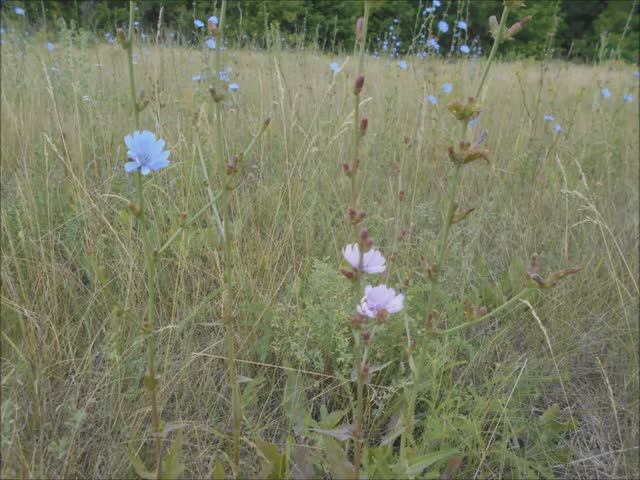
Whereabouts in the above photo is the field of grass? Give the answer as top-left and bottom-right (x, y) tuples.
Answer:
(1, 16), (639, 479)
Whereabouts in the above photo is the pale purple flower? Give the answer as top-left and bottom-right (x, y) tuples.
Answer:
(229, 82), (239, 92)
(208, 15), (219, 26)
(343, 243), (386, 274)
(460, 44), (470, 54)
(357, 285), (404, 319)
(544, 114), (554, 122)
(442, 82), (453, 94)
(46, 42), (54, 51)
(398, 59), (408, 70)
(124, 130), (171, 175)
(601, 88), (611, 98)
(624, 93), (633, 103)
(553, 123), (562, 134)
(427, 95), (438, 105)
(457, 20), (468, 31)
(194, 19), (204, 28)
(427, 37), (440, 51)
(206, 38), (216, 49)
(14, 6), (25, 16)
(438, 20), (449, 33)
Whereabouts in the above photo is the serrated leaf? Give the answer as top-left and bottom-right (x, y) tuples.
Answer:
(254, 438), (287, 480)
(404, 448), (458, 477)
(323, 437), (354, 479)
(128, 451), (156, 480)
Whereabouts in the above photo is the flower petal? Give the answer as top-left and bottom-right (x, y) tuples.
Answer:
(124, 161), (139, 173)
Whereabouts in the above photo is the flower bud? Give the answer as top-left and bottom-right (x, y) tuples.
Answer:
(128, 201), (142, 217)
(399, 190), (406, 201)
(504, 15), (532, 41)
(360, 117), (368, 136)
(341, 267), (356, 281)
(362, 330), (370, 346)
(263, 117), (271, 128)
(354, 75), (365, 95)
(364, 238), (373, 249)
(356, 17), (365, 43)
(209, 83), (224, 103)
(398, 228), (408, 241)
(360, 227), (369, 242)
(226, 155), (238, 175)
(179, 212), (188, 225)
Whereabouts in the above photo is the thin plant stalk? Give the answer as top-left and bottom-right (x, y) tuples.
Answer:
(351, 4), (369, 479)
(125, 1), (163, 478)
(401, 3), (512, 458)
(211, 2), (241, 476)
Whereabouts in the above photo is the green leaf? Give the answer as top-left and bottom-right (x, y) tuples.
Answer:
(211, 461), (226, 480)
(162, 431), (185, 480)
(128, 451), (156, 480)
(254, 438), (287, 480)
(322, 437), (355, 479)
(404, 448), (458, 477)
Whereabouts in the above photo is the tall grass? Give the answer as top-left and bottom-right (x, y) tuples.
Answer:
(1, 8), (638, 478)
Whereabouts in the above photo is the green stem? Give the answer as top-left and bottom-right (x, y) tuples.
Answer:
(127, 2), (162, 478)
(213, 2), (241, 477)
(156, 194), (223, 256)
(351, 5), (369, 479)
(402, 4), (512, 457)
(475, 5), (510, 100)
(435, 288), (532, 336)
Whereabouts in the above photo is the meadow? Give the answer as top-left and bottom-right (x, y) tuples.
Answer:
(1, 3), (639, 479)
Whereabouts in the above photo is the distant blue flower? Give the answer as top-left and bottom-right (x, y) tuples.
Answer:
(0, 27), (5, 34)
(427, 37), (440, 50)
(229, 82), (239, 92)
(442, 82), (453, 94)
(206, 38), (216, 49)
(469, 115), (480, 127)
(192, 74), (202, 81)
(457, 20), (468, 31)
(105, 32), (115, 44)
(14, 6), (25, 15)
(601, 88), (611, 98)
(394, 18), (399, 24)
(46, 42), (54, 51)
(624, 93), (634, 103)
(398, 59), (408, 70)
(634, 70), (640, 78)
(330, 62), (340, 73)
(423, 7), (435, 14)
(194, 19), (204, 28)
(459, 44), (470, 54)
(438, 21), (449, 33)
(208, 15), (219, 27)
(553, 124), (562, 133)
(50, 64), (60, 72)
(427, 95), (438, 105)
(433, 0), (441, 7)
(132, 53), (139, 65)
(544, 114), (554, 122)
(219, 70), (229, 82)
(134, 20), (139, 27)
(124, 130), (170, 175)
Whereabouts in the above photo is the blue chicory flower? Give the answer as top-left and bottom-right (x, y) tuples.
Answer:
(330, 62), (340, 73)
(46, 42), (55, 51)
(438, 20), (449, 33)
(544, 114), (554, 122)
(124, 130), (171, 175)
(229, 83), (239, 92)
(601, 88), (611, 98)
(624, 93), (633, 103)
(194, 19), (204, 28)
(460, 44), (470, 54)
(427, 95), (438, 105)
(14, 6), (25, 15)
(398, 59), (408, 70)
(457, 20), (468, 31)
(553, 124), (562, 133)
(206, 38), (216, 49)
(442, 82), (453, 94)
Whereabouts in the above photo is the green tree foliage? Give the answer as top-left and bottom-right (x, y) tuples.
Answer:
(2, 0), (638, 62)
